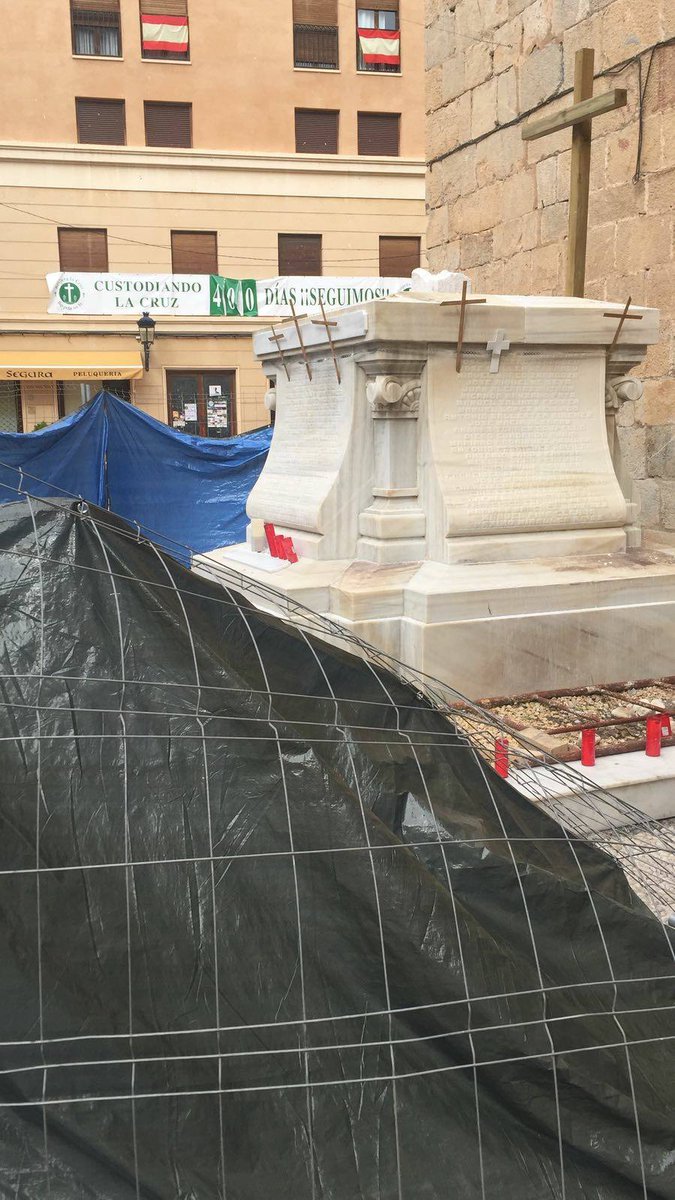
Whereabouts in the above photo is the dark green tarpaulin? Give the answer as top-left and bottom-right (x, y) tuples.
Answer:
(0, 498), (673, 1199)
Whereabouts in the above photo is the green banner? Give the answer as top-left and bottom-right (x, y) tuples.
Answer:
(218, 278), (259, 317)
(209, 276), (227, 316)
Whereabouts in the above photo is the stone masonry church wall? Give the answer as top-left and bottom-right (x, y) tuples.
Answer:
(426, 0), (674, 532)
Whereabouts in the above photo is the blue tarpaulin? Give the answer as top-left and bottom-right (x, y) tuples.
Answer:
(0, 392), (271, 560)
(0, 399), (107, 506)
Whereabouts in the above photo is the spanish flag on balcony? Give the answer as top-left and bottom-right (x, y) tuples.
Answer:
(141, 13), (189, 52)
(357, 27), (400, 66)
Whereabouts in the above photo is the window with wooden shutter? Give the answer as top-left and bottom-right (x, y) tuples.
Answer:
(293, 0), (338, 68)
(171, 231), (218, 274)
(295, 110), (339, 154)
(71, 0), (121, 56)
(379, 236), (420, 278)
(357, 111), (400, 156)
(140, 0), (189, 61)
(356, 1), (400, 72)
(278, 234), (322, 276)
(76, 98), (126, 145)
(144, 101), (192, 147)
(293, 0), (337, 19)
(58, 228), (109, 271)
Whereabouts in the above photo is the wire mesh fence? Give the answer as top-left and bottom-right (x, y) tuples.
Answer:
(0, 466), (673, 1198)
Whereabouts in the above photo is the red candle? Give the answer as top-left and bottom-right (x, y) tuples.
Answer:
(581, 729), (596, 766)
(494, 737), (509, 778)
(646, 715), (662, 757)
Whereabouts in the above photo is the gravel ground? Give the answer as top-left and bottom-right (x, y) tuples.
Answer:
(476, 682), (675, 760)
(490, 700), (574, 731)
(601, 818), (675, 923)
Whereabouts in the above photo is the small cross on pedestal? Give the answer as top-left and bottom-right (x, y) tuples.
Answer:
(522, 48), (627, 297)
(604, 295), (643, 357)
(486, 329), (511, 373)
(440, 280), (487, 373)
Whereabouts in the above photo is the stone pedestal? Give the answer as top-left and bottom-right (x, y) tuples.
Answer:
(199, 293), (675, 698)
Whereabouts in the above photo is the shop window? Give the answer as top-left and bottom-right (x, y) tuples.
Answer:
(59, 380), (131, 417)
(19, 382), (58, 431)
(0, 382), (22, 433)
(356, 2), (400, 72)
(101, 379), (132, 402)
(358, 111), (400, 156)
(76, 97), (126, 144)
(71, 0), (121, 56)
(167, 371), (236, 439)
(278, 233), (322, 276)
(58, 228), (109, 271)
(144, 101), (192, 147)
(293, 0), (338, 69)
(171, 231), (218, 274)
(140, 0), (189, 60)
(379, 235), (421, 277)
(295, 109), (339, 154)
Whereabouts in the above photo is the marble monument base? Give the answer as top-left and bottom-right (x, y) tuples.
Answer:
(197, 544), (675, 699)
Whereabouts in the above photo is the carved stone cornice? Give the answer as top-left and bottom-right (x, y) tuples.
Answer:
(366, 374), (421, 417)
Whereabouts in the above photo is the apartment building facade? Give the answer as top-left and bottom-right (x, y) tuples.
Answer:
(0, 0), (425, 436)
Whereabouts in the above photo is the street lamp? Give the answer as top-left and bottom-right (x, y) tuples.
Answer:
(136, 311), (156, 371)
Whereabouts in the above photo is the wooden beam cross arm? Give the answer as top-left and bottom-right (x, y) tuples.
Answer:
(521, 88), (628, 142)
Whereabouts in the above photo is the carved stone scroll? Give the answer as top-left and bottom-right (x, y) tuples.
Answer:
(605, 374), (644, 412)
(366, 375), (421, 418)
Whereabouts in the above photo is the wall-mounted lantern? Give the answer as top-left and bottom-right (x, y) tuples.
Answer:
(136, 311), (156, 372)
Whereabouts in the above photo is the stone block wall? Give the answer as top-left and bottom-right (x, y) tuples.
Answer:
(426, 0), (675, 530)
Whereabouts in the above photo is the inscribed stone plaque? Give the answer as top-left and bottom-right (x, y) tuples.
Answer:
(247, 360), (349, 531)
(435, 350), (627, 536)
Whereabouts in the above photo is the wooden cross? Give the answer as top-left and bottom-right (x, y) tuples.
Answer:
(267, 324), (291, 381)
(604, 295), (643, 356)
(289, 298), (313, 381)
(310, 298), (342, 384)
(522, 48), (627, 298)
(441, 281), (487, 373)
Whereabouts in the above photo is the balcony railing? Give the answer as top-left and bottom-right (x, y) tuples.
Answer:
(293, 23), (339, 70)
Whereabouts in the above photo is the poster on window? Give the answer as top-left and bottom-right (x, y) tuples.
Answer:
(46, 273), (412, 318)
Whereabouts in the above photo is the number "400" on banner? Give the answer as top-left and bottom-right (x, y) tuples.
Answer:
(210, 277), (259, 317)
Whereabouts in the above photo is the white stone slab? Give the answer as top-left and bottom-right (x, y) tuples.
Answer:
(366, 294), (659, 350)
(246, 357), (373, 560)
(427, 348), (627, 540)
(512, 747), (675, 830)
(217, 544), (290, 573)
